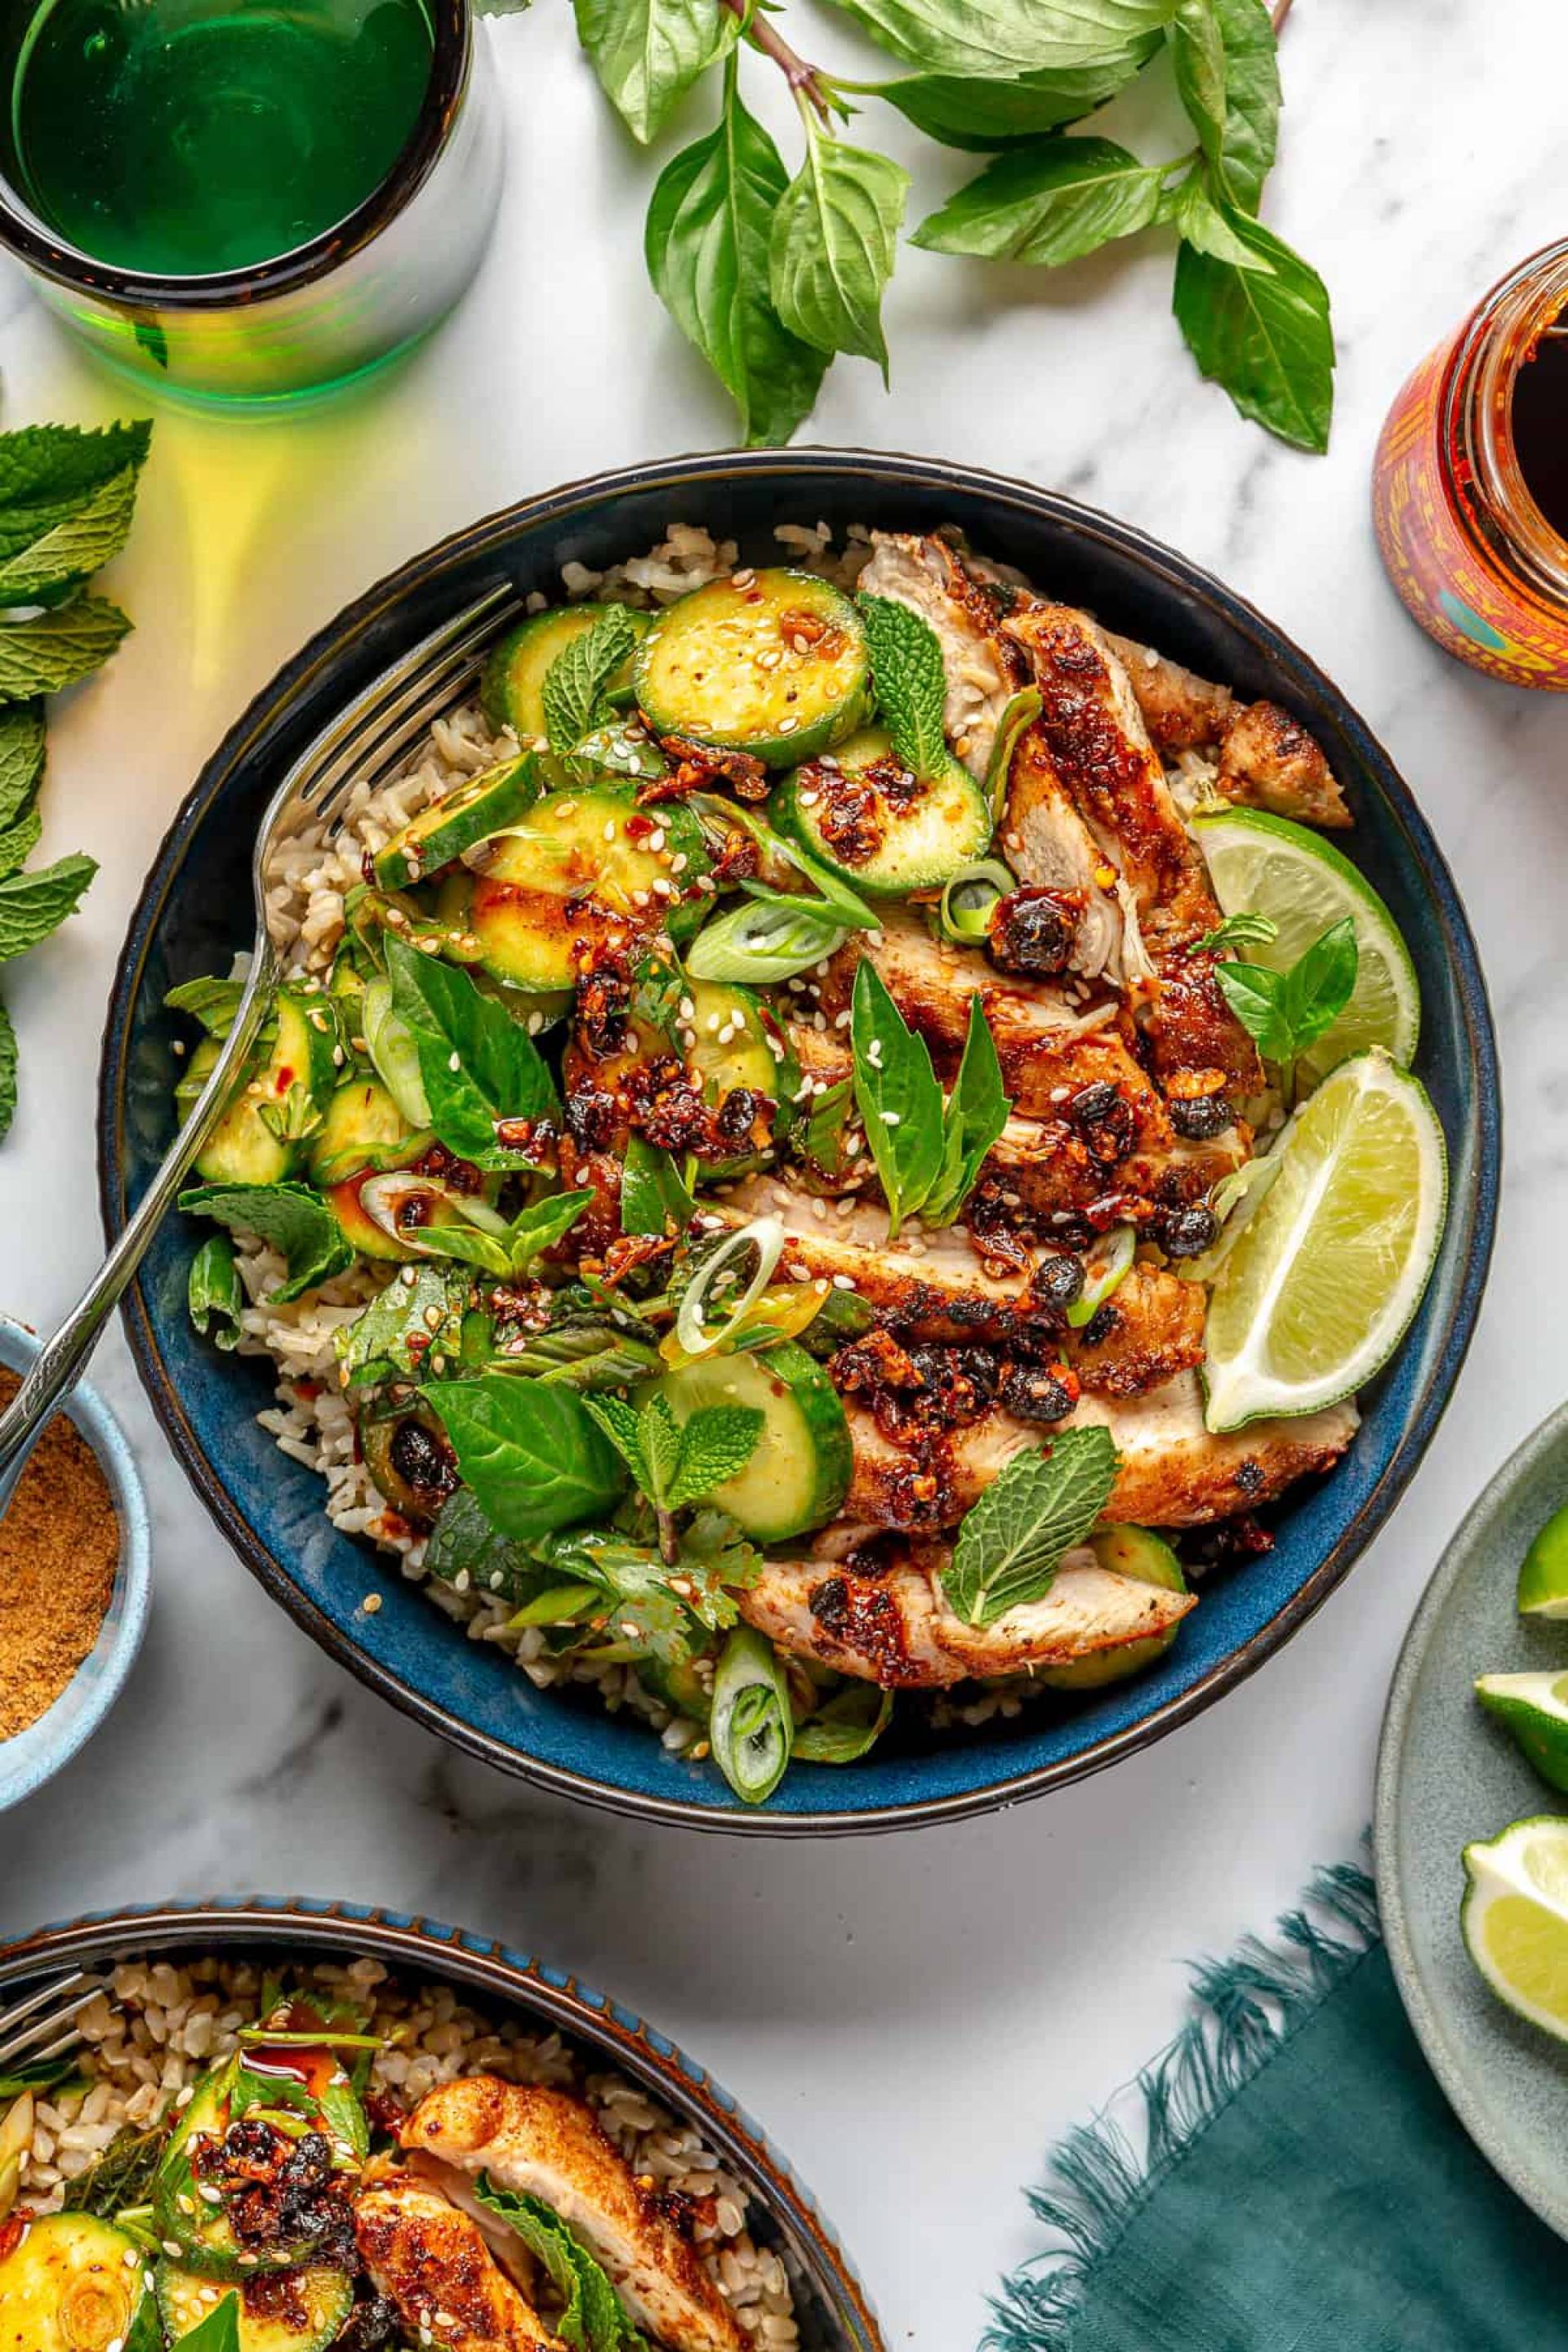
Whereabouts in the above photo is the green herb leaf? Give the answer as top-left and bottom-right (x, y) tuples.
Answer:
(387, 935), (555, 1168)
(179, 1182), (353, 1303)
(429, 1375), (627, 1539)
(943, 1423), (1120, 1626)
(165, 973), (247, 1037)
(582, 1392), (648, 1484)
(856, 593), (950, 777)
(630, 946), (685, 1037)
(415, 1192), (590, 1281)
(794, 1682), (893, 1762)
(685, 895), (847, 984)
(1207, 0), (1280, 212)
(1169, 172), (1275, 271)
(621, 1134), (697, 1235)
(336, 1263), (471, 1386)
(0, 849), (95, 960)
(0, 465), (141, 602)
(797, 1076), (856, 1183)
(1196, 908), (1279, 954)
(163, 2296), (241, 2352)
(645, 61), (828, 448)
(541, 604), (641, 751)
(0, 418), (150, 514)
(666, 1403), (763, 1508)
(472, 2174), (640, 2352)
(850, 957), (945, 1236)
(0, 596), (131, 702)
(710, 1625), (793, 1804)
(768, 130), (909, 375)
(1210, 956), (1292, 1061)
(541, 1526), (695, 1659)
(1169, 0), (1227, 166)
(0, 703), (44, 832)
(424, 1487), (547, 1606)
(0, 2051), (84, 2099)
(699, 791), (880, 928)
(1214, 914), (1357, 1068)
(188, 1233), (244, 1352)
(818, 0), (1177, 77)
(679, 1507), (764, 1617)
(572, 0), (737, 144)
(874, 43), (1157, 149)
(913, 136), (1173, 266)
(922, 997), (1012, 1225)
(1174, 213), (1334, 451)
(123, 2292), (170, 2352)
(0, 804), (40, 880)
(0, 991), (13, 1143)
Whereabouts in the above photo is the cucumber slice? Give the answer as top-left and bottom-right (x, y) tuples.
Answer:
(567, 716), (670, 784)
(775, 727), (993, 893)
(307, 1077), (429, 1189)
(684, 980), (800, 1168)
(634, 570), (871, 768)
(157, 2264), (354, 2351)
(481, 604), (651, 741)
(153, 2062), (286, 2278)
(0, 2212), (154, 2351)
(1036, 1526), (1187, 1691)
(649, 1340), (851, 1541)
(468, 786), (710, 991)
(372, 755), (541, 890)
(180, 991), (338, 1187)
(358, 1396), (457, 1523)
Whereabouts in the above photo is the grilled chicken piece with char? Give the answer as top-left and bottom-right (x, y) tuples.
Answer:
(401, 2078), (744, 2352)
(856, 530), (1022, 779)
(737, 1538), (1195, 1687)
(354, 2171), (566, 2352)
(991, 716), (1143, 987)
(843, 1372), (1357, 1531)
(1102, 630), (1352, 829)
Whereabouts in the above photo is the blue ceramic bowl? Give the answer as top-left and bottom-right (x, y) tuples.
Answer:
(98, 449), (1499, 1833)
(0, 1897), (881, 2350)
(0, 1320), (151, 1810)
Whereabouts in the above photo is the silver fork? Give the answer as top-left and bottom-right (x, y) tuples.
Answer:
(0, 1969), (113, 2074)
(0, 580), (523, 1516)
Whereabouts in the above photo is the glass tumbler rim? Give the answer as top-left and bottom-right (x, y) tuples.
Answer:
(0, 0), (470, 310)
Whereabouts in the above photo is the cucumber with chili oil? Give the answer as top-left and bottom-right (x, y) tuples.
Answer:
(481, 604), (652, 742)
(0, 2212), (154, 2352)
(151, 2061), (300, 2277)
(156, 2263), (354, 2352)
(467, 785), (709, 992)
(648, 1341), (851, 1541)
(176, 990), (338, 1187)
(683, 979), (800, 1170)
(633, 570), (871, 768)
(357, 1395), (458, 1523)
(308, 1076), (430, 1189)
(372, 753), (541, 890)
(773, 726), (992, 893)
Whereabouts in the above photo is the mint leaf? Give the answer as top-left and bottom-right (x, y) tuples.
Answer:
(188, 1233), (244, 1352)
(666, 1403), (763, 1508)
(0, 804), (41, 880)
(1174, 214), (1334, 451)
(179, 1182), (352, 1303)
(424, 1488), (547, 1606)
(540, 604), (640, 751)
(472, 2174), (639, 2352)
(0, 850), (95, 960)
(1208, 0), (1280, 211)
(1169, 172), (1275, 272)
(621, 1134), (697, 1236)
(875, 43), (1157, 149)
(640, 1391), (685, 1502)
(645, 63), (828, 448)
(573, 0), (736, 143)
(1170, 0), (1228, 166)
(0, 991), (15, 1143)
(856, 592), (951, 779)
(581, 1391), (650, 1485)
(0, 419), (150, 512)
(430, 1376), (627, 1539)
(943, 1424), (1120, 1626)
(818, 0), (1176, 76)
(387, 936), (555, 1169)
(913, 136), (1173, 266)
(0, 702), (44, 831)
(768, 131), (909, 375)
(0, 464), (140, 602)
(336, 1263), (471, 1386)
(923, 997), (1012, 1226)
(0, 596), (131, 701)
(850, 957), (945, 1236)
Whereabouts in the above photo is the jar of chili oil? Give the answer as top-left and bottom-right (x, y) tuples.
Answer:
(1374, 237), (1568, 688)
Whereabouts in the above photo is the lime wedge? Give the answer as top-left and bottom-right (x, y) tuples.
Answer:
(1518, 1502), (1568, 1619)
(1193, 806), (1420, 1085)
(1476, 1672), (1568, 1794)
(1201, 1049), (1446, 1431)
(1463, 1816), (1568, 2040)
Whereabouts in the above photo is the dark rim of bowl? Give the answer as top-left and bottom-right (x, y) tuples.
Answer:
(0, 1895), (883, 2351)
(0, 0), (468, 310)
(98, 446), (1502, 1838)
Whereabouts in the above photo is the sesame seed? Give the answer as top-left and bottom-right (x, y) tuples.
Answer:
(448, 1050), (461, 1071)
(363, 1592), (383, 1614)
(832, 1272), (857, 1289)
(883, 1111), (901, 1126)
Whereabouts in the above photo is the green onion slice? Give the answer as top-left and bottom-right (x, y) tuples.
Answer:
(685, 898), (848, 986)
(674, 1218), (785, 1360)
(710, 1628), (795, 1805)
(1065, 1223), (1137, 1329)
(938, 859), (1014, 946)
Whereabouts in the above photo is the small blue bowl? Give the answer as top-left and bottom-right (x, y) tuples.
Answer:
(0, 1320), (151, 1810)
(98, 449), (1499, 1833)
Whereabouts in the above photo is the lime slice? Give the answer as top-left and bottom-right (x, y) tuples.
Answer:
(1463, 1816), (1568, 2039)
(1201, 1049), (1446, 1431)
(1518, 1502), (1568, 1619)
(1193, 806), (1421, 1085)
(1477, 1673), (1568, 1793)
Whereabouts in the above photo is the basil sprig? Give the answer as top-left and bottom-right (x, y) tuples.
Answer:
(386, 935), (556, 1169)
(621, 1134), (698, 1236)
(942, 1424), (1120, 1627)
(429, 1375), (628, 1539)
(1213, 914), (1358, 1094)
(850, 960), (1012, 1235)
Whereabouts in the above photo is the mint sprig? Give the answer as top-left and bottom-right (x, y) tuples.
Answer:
(540, 603), (641, 751)
(584, 1392), (763, 1517)
(943, 1423), (1120, 1627)
(856, 592), (951, 777)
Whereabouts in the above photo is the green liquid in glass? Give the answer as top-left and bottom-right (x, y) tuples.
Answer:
(11, 0), (434, 277)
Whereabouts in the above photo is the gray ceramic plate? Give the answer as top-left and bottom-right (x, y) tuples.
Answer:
(1376, 1400), (1568, 2237)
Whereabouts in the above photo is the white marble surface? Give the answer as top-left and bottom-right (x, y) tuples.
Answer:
(2, 3), (1567, 2341)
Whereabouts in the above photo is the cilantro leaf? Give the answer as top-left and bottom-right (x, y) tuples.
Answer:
(0, 850), (96, 960)
(386, 935), (556, 1168)
(188, 1233), (244, 1352)
(621, 1134), (697, 1236)
(0, 464), (141, 601)
(541, 603), (641, 751)
(849, 956), (945, 1235)
(178, 1182), (352, 1303)
(922, 996), (1012, 1226)
(0, 596), (131, 701)
(856, 592), (951, 779)
(942, 1424), (1120, 1627)
(679, 1507), (763, 1621)
(0, 703), (44, 831)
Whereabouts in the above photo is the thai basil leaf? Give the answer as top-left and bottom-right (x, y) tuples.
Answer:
(710, 1625), (793, 1804)
(572, 0), (737, 145)
(1169, 0), (1228, 167)
(856, 593), (950, 778)
(797, 1076), (856, 1183)
(873, 42), (1158, 149)
(1169, 172), (1275, 271)
(179, 1183), (352, 1303)
(1195, 909), (1279, 955)
(386, 935), (555, 1169)
(621, 1134), (697, 1236)
(922, 997), (1012, 1226)
(122, 2297), (166, 2352)
(165, 973), (247, 1036)
(1214, 915), (1357, 1066)
(188, 1233), (244, 1352)
(817, 0), (1178, 77)
(163, 2296), (241, 2352)
(1207, 0), (1281, 212)
(913, 136), (1174, 267)
(0, 850), (96, 960)
(1174, 213), (1334, 452)
(768, 130), (909, 374)
(424, 1487), (548, 1606)
(471, 2173), (639, 2352)
(795, 1682), (894, 1762)
(0, 597), (131, 702)
(943, 1424), (1120, 1626)
(429, 1374), (627, 1539)
(850, 957), (945, 1236)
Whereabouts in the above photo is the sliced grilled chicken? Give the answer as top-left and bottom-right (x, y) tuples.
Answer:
(1104, 631), (1236, 754)
(996, 717), (1144, 985)
(843, 1372), (1358, 1530)
(857, 530), (1020, 777)
(1217, 702), (1352, 829)
(401, 2078), (744, 2352)
(737, 1539), (1196, 1687)
(354, 2172), (565, 2352)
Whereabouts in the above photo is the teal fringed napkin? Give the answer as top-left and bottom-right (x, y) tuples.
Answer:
(991, 1866), (1568, 2352)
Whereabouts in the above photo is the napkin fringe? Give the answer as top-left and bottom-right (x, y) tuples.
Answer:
(987, 1863), (1379, 2352)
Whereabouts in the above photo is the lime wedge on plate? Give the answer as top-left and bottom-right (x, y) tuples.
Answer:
(1201, 1049), (1446, 1431)
(1193, 807), (1421, 1085)
(1477, 1673), (1568, 1793)
(1518, 1502), (1568, 1619)
(1463, 1817), (1568, 2041)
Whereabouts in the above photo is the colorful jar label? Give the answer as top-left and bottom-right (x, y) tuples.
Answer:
(1373, 338), (1568, 690)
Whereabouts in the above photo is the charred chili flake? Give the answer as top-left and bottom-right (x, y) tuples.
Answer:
(987, 885), (1085, 978)
(810, 752), (923, 868)
(1077, 1303), (1117, 1348)
(656, 734), (771, 802)
(411, 1141), (488, 1195)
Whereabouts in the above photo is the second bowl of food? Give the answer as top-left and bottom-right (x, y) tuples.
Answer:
(100, 449), (1497, 1830)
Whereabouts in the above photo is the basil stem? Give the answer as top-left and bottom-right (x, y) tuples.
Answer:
(710, 1627), (795, 1805)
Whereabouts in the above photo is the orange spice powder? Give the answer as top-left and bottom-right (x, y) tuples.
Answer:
(0, 1366), (119, 1738)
